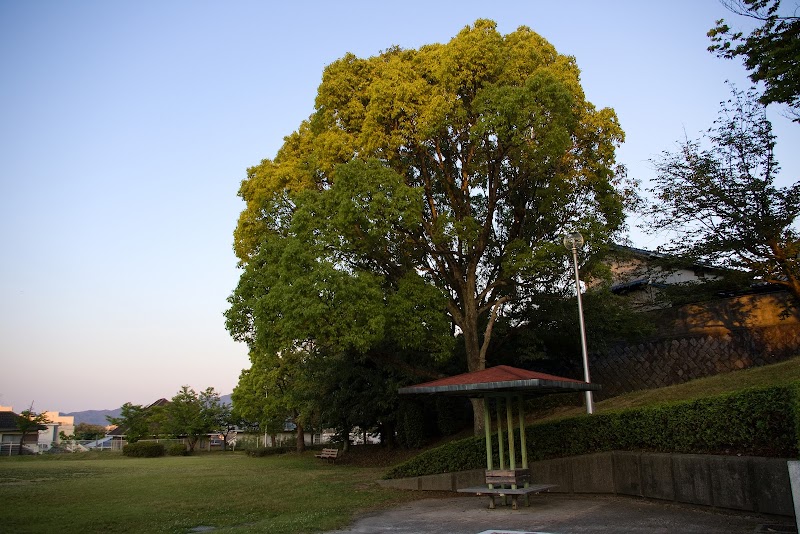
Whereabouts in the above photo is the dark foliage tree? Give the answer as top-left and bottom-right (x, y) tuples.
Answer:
(644, 87), (800, 303)
(709, 0), (800, 121)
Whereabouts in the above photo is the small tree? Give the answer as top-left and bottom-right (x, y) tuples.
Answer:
(644, 86), (800, 303)
(74, 422), (107, 440)
(216, 403), (237, 451)
(107, 403), (150, 443)
(165, 386), (225, 451)
(16, 406), (50, 454)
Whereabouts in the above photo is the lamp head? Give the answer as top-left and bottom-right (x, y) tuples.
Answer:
(563, 232), (584, 250)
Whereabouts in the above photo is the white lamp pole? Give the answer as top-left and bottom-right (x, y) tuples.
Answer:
(563, 232), (594, 415)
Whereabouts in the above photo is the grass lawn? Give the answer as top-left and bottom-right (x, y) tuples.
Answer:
(0, 450), (419, 534)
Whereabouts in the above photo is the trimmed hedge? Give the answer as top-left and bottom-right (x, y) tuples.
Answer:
(122, 442), (166, 458)
(384, 382), (800, 479)
(167, 443), (190, 456)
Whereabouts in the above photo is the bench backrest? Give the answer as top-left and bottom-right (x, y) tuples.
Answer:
(485, 468), (530, 486)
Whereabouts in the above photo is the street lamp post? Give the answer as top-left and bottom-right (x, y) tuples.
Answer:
(563, 232), (594, 415)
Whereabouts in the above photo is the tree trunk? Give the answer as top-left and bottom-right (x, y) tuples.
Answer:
(295, 421), (305, 452)
(342, 426), (351, 452)
(379, 421), (397, 448)
(462, 292), (486, 436)
(17, 431), (28, 456)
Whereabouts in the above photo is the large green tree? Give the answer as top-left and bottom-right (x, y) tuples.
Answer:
(230, 20), (628, 432)
(708, 0), (800, 121)
(645, 87), (800, 302)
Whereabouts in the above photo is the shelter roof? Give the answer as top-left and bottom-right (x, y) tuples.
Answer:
(398, 365), (600, 397)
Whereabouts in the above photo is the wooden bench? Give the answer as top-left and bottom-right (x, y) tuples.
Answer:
(314, 448), (339, 462)
(485, 468), (530, 487)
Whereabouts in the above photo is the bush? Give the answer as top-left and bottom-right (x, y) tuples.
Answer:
(246, 446), (292, 457)
(384, 382), (800, 479)
(167, 443), (189, 456)
(122, 442), (165, 458)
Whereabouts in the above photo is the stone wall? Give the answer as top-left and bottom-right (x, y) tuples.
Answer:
(588, 291), (800, 399)
(378, 451), (796, 516)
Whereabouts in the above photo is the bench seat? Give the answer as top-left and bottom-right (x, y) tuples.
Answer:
(457, 483), (557, 510)
(314, 448), (339, 462)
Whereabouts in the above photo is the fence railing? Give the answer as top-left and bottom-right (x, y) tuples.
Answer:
(1, 443), (22, 456)
(30, 438), (117, 454)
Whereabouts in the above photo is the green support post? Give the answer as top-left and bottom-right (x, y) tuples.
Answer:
(483, 397), (493, 489)
(518, 395), (528, 471)
(495, 397), (506, 470)
(518, 395), (529, 505)
(506, 395), (517, 495)
(505, 395), (516, 472)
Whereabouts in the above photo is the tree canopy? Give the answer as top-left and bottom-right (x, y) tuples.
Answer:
(108, 388), (230, 448)
(15, 406), (50, 453)
(228, 20), (630, 433)
(166, 386), (227, 451)
(645, 86), (800, 302)
(708, 0), (800, 121)
(107, 402), (153, 443)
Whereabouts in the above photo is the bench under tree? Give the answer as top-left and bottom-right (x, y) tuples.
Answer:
(314, 448), (339, 462)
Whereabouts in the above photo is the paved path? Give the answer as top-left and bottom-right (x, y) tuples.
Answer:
(323, 494), (796, 534)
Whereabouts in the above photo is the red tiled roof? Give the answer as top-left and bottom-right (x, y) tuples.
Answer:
(414, 365), (584, 388)
(398, 365), (598, 397)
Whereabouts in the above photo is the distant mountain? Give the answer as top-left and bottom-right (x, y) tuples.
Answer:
(66, 394), (233, 426)
(65, 408), (123, 426)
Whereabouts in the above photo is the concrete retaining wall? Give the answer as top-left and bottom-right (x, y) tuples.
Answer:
(377, 451), (795, 516)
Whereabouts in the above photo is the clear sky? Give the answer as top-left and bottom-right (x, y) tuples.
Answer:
(1, 1), (798, 413)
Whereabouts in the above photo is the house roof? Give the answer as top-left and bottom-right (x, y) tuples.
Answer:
(398, 365), (600, 397)
(609, 243), (667, 260)
(0, 410), (47, 432)
(608, 244), (730, 273)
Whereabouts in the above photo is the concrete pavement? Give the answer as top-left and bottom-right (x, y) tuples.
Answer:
(323, 494), (796, 534)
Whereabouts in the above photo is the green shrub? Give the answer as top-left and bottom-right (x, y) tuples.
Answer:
(384, 382), (800, 479)
(246, 446), (292, 457)
(122, 442), (165, 458)
(167, 443), (189, 456)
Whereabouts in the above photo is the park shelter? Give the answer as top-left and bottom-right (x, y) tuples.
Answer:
(398, 365), (600, 508)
